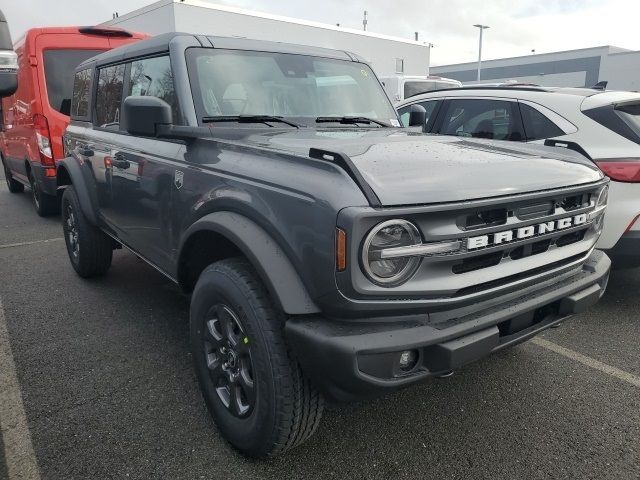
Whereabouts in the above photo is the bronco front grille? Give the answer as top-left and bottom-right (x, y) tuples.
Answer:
(403, 182), (605, 299)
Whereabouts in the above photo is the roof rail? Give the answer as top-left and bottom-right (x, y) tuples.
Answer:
(421, 85), (549, 94)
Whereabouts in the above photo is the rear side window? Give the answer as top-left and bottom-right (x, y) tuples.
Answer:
(95, 64), (126, 129)
(438, 99), (524, 141)
(583, 102), (640, 145)
(128, 56), (179, 122)
(71, 69), (92, 119)
(43, 49), (103, 116)
(520, 103), (564, 140)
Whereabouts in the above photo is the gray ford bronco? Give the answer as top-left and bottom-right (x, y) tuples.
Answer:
(58, 33), (611, 457)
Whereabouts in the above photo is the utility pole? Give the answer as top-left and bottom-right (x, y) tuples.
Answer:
(363, 11), (368, 31)
(473, 24), (489, 82)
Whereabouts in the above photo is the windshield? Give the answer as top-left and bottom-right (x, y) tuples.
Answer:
(186, 48), (398, 126)
(43, 49), (104, 115)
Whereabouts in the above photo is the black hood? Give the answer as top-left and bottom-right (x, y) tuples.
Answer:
(215, 128), (603, 206)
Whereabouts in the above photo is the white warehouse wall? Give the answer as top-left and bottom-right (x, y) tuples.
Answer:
(601, 51), (640, 92)
(103, 0), (430, 78)
(106, 1), (176, 36)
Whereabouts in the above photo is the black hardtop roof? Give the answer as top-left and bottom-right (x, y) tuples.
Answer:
(76, 32), (362, 71)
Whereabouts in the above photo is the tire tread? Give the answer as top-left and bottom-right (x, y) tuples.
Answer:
(62, 186), (112, 277)
(200, 258), (324, 457)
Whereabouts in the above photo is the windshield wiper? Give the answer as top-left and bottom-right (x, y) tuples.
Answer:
(202, 115), (301, 128)
(315, 116), (391, 127)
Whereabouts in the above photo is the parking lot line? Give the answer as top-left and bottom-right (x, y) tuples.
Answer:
(532, 337), (640, 388)
(0, 299), (41, 480)
(0, 238), (63, 250)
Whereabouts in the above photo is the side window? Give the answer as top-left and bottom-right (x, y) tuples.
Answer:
(439, 99), (524, 141)
(95, 64), (126, 129)
(520, 103), (565, 141)
(129, 56), (179, 122)
(398, 100), (438, 127)
(71, 68), (92, 119)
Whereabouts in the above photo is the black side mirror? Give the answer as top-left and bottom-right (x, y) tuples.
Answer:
(0, 10), (18, 98)
(408, 104), (427, 127)
(122, 96), (172, 137)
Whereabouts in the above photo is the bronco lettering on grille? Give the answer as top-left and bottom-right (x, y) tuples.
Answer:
(467, 213), (588, 250)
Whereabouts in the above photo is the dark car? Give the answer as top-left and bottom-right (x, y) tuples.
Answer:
(57, 33), (611, 458)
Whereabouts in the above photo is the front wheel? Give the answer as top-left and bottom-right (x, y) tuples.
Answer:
(190, 258), (324, 458)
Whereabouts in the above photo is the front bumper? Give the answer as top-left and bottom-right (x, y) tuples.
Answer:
(286, 250), (610, 402)
(603, 231), (640, 268)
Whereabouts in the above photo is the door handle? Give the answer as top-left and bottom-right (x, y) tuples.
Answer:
(112, 153), (130, 170)
(78, 144), (94, 156)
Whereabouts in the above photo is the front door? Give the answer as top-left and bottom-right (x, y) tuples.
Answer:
(109, 139), (183, 274)
(90, 54), (183, 274)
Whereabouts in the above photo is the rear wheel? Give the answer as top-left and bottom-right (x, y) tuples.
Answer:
(61, 185), (113, 277)
(29, 169), (58, 216)
(191, 258), (323, 458)
(3, 162), (24, 193)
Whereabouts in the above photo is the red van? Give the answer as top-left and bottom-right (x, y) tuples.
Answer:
(0, 26), (147, 215)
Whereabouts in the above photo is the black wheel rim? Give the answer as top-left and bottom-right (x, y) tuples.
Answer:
(64, 203), (80, 259)
(202, 305), (255, 418)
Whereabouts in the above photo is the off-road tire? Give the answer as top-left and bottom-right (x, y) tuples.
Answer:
(29, 170), (58, 216)
(190, 257), (324, 458)
(3, 162), (24, 193)
(61, 185), (113, 277)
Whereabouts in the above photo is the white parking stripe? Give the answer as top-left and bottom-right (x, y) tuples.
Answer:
(532, 337), (640, 388)
(0, 299), (41, 480)
(0, 238), (63, 250)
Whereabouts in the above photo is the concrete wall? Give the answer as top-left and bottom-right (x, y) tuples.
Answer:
(106, 0), (176, 36)
(104, 0), (430, 78)
(431, 47), (613, 87)
(602, 51), (640, 92)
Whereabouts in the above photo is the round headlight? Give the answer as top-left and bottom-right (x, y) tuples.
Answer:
(361, 219), (422, 286)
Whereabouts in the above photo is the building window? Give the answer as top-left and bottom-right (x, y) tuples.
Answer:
(395, 58), (404, 74)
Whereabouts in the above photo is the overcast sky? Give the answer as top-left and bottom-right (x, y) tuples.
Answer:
(3, 0), (639, 66)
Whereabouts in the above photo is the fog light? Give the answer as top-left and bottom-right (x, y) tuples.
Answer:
(398, 349), (419, 372)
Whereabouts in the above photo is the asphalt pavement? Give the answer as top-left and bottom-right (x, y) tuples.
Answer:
(0, 169), (638, 480)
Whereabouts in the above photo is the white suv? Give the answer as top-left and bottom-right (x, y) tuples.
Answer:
(397, 86), (640, 266)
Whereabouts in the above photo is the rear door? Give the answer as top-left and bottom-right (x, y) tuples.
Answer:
(36, 33), (112, 161)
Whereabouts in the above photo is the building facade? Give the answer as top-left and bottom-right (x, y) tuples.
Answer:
(102, 0), (431, 78)
(431, 45), (640, 91)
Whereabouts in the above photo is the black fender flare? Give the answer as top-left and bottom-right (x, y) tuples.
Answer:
(56, 157), (99, 225)
(179, 211), (320, 315)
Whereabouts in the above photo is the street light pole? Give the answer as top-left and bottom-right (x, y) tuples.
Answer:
(473, 24), (489, 82)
